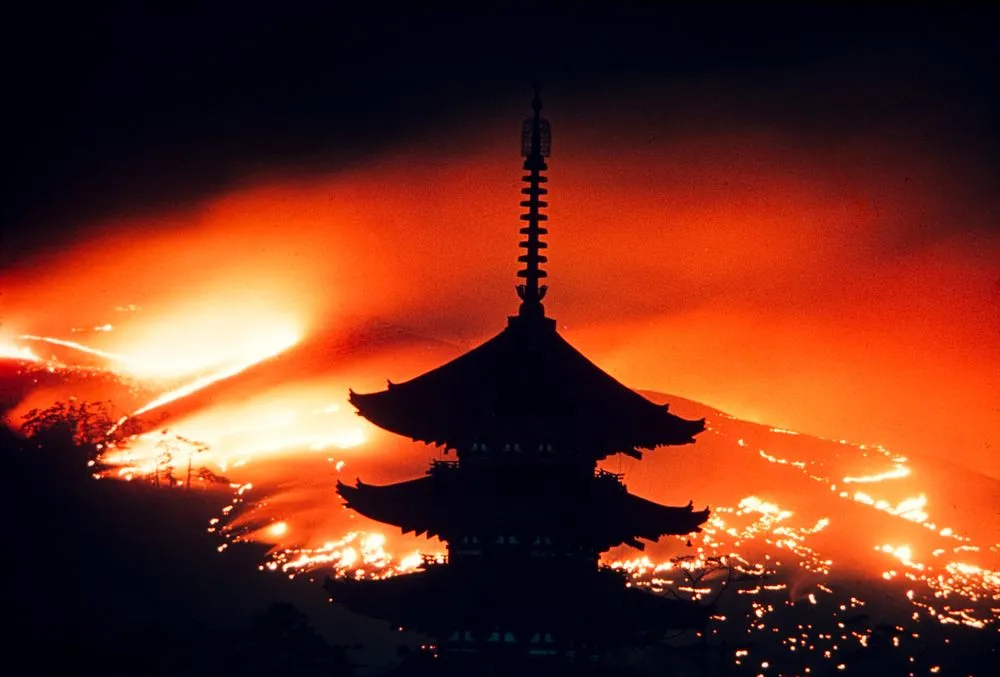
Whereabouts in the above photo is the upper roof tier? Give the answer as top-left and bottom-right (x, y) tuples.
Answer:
(349, 313), (705, 460)
(349, 90), (704, 459)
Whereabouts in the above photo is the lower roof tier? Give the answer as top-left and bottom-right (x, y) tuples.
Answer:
(325, 563), (710, 641)
(349, 316), (705, 460)
(337, 471), (708, 550)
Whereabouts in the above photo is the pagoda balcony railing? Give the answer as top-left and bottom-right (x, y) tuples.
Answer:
(594, 468), (626, 490)
(427, 459), (460, 476)
(461, 442), (562, 462)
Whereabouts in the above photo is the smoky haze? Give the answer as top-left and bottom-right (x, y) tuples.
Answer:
(2, 14), (998, 479)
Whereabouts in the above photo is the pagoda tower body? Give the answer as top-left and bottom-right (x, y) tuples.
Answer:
(326, 91), (710, 667)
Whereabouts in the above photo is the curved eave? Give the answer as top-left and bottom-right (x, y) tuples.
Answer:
(337, 475), (710, 544)
(347, 322), (705, 457)
(620, 495), (710, 540)
(349, 389), (705, 458)
(337, 477), (446, 538)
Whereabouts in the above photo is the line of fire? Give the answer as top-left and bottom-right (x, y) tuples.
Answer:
(324, 90), (713, 669)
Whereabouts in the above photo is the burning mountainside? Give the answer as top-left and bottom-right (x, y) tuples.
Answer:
(1, 317), (997, 674)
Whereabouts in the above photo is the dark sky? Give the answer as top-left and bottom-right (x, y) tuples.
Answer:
(4, 4), (998, 265)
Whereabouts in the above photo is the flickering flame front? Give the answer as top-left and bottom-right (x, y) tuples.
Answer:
(17, 313), (303, 383)
(264, 531), (434, 580)
(0, 342), (41, 362)
(1, 295), (373, 543)
(128, 327), (300, 416)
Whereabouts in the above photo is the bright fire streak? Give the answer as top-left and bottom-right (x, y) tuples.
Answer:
(310, 429), (366, 450)
(19, 314), (303, 380)
(894, 494), (929, 523)
(267, 531), (439, 579)
(131, 329), (300, 416)
(19, 334), (129, 363)
(878, 544), (925, 571)
(843, 465), (911, 483)
(852, 492), (929, 524)
(739, 496), (792, 519)
(269, 521), (288, 537)
(101, 425), (365, 480)
(0, 341), (40, 362)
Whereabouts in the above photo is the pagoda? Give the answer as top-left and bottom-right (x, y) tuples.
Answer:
(325, 90), (710, 667)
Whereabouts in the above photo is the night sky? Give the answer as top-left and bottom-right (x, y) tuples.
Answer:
(5, 5), (997, 260)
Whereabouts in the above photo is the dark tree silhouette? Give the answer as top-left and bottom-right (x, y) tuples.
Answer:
(18, 401), (220, 486)
(240, 602), (353, 676)
(20, 399), (115, 465)
(154, 432), (211, 489)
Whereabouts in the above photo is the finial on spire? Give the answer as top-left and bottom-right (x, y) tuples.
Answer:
(516, 88), (551, 320)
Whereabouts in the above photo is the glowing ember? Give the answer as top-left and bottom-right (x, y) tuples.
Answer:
(18, 334), (130, 364)
(843, 465), (911, 483)
(130, 327), (300, 416)
(0, 342), (41, 362)
(262, 530), (438, 580)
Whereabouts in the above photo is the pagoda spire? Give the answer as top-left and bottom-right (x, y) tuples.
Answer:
(516, 86), (552, 319)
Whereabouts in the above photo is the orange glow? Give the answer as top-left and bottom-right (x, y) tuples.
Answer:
(843, 466), (911, 483)
(2, 109), (997, 477)
(18, 335), (129, 365)
(0, 341), (40, 362)
(877, 544), (924, 571)
(19, 310), (303, 384)
(129, 327), (300, 416)
(1, 96), (998, 664)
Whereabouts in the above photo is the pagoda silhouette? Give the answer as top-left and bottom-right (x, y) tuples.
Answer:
(325, 90), (710, 669)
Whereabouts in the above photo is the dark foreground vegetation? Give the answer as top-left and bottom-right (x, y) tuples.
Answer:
(0, 423), (352, 676)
